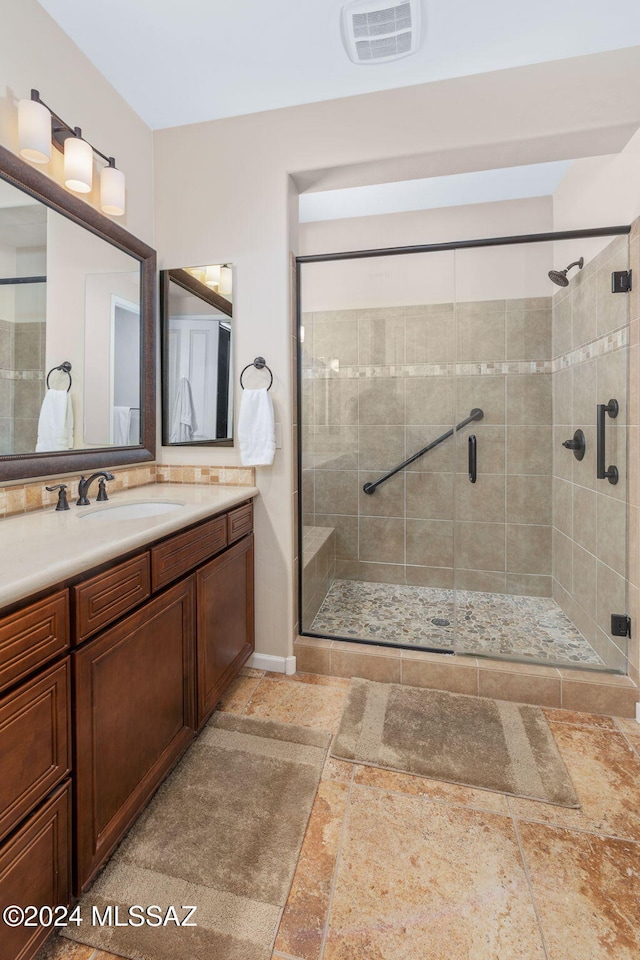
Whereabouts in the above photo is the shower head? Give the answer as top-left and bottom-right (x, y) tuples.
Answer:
(548, 257), (584, 287)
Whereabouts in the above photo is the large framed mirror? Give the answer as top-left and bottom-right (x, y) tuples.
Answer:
(160, 265), (233, 446)
(0, 143), (155, 481)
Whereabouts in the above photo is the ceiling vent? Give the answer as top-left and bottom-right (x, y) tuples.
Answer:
(341, 0), (423, 64)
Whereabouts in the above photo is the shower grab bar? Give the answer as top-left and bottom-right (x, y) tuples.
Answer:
(468, 435), (477, 484)
(363, 407), (484, 494)
(596, 398), (619, 485)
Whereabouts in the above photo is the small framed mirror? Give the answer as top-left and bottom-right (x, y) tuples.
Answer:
(160, 265), (233, 446)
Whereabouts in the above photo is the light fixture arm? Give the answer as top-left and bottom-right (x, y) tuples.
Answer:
(29, 89), (116, 168)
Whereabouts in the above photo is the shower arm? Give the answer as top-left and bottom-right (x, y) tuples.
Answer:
(363, 408), (484, 495)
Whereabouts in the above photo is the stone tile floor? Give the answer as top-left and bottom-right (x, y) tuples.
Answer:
(311, 579), (605, 666)
(38, 668), (640, 960)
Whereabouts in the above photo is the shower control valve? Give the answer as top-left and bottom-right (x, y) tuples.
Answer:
(562, 429), (586, 461)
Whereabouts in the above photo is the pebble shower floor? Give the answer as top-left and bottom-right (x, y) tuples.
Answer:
(310, 579), (604, 666)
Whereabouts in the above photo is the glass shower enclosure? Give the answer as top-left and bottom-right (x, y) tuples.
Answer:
(297, 227), (631, 674)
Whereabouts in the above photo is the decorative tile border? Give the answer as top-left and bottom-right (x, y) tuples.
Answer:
(155, 464), (255, 486)
(0, 368), (44, 381)
(302, 329), (628, 381)
(0, 463), (255, 521)
(303, 360), (552, 380)
(552, 327), (628, 372)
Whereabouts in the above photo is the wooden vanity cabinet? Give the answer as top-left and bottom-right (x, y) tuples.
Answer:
(0, 495), (255, 936)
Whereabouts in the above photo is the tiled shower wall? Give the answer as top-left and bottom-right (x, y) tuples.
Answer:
(301, 296), (554, 597)
(551, 234), (631, 673)
(0, 318), (46, 455)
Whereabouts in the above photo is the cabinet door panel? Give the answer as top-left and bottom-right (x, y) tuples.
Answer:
(0, 660), (70, 843)
(197, 534), (254, 727)
(0, 591), (69, 695)
(74, 578), (195, 892)
(0, 782), (71, 960)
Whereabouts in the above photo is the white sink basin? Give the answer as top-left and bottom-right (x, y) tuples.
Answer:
(79, 500), (185, 521)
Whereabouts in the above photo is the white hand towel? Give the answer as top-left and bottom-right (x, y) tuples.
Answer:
(169, 376), (198, 443)
(35, 389), (74, 452)
(113, 406), (132, 445)
(238, 387), (275, 466)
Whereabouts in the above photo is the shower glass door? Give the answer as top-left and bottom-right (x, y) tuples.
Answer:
(298, 229), (630, 675)
(299, 248), (457, 650)
(451, 236), (630, 673)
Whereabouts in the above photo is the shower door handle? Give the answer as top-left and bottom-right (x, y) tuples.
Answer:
(596, 399), (619, 485)
(468, 435), (477, 483)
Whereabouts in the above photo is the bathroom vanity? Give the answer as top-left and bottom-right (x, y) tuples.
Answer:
(0, 486), (256, 960)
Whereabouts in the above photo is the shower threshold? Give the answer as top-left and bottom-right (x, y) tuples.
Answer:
(309, 579), (604, 668)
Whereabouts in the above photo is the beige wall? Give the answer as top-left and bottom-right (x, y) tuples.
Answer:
(553, 128), (640, 264)
(300, 197), (553, 311)
(0, 0), (154, 245)
(0, 0), (154, 465)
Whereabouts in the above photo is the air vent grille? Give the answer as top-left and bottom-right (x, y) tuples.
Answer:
(352, 3), (412, 38)
(356, 31), (412, 60)
(341, 0), (422, 64)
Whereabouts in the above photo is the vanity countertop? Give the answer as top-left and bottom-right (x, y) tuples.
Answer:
(0, 483), (259, 610)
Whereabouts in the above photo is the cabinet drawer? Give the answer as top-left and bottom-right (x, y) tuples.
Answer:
(73, 554), (151, 644)
(0, 781), (71, 960)
(0, 591), (69, 695)
(227, 502), (253, 544)
(151, 515), (227, 590)
(0, 660), (70, 843)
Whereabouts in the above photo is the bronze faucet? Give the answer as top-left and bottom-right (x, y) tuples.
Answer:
(76, 471), (115, 506)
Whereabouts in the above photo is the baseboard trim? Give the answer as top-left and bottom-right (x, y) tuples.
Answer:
(249, 653), (297, 675)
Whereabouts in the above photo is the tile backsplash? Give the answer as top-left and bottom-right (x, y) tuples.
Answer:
(0, 463), (255, 520)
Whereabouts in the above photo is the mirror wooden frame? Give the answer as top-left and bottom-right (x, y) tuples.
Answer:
(160, 267), (233, 447)
(0, 142), (156, 481)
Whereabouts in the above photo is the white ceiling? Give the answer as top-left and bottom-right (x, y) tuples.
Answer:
(299, 161), (572, 222)
(37, 0), (640, 130)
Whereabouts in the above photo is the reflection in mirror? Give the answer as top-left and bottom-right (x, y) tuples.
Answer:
(0, 175), (143, 455)
(84, 268), (141, 446)
(161, 266), (233, 446)
(0, 184), (47, 454)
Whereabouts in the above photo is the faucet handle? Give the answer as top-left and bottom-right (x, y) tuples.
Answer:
(45, 483), (70, 511)
(96, 478), (109, 502)
(76, 475), (90, 506)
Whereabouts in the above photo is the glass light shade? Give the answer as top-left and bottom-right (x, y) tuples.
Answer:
(100, 164), (125, 216)
(18, 98), (51, 164)
(205, 265), (221, 287)
(64, 135), (93, 193)
(219, 265), (232, 297)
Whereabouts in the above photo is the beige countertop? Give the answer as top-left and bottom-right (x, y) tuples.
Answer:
(0, 483), (259, 610)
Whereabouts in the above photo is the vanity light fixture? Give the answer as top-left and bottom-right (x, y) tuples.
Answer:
(205, 264), (221, 288)
(17, 89), (126, 216)
(219, 265), (232, 297)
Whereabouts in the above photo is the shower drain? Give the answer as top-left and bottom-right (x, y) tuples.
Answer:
(431, 617), (451, 627)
